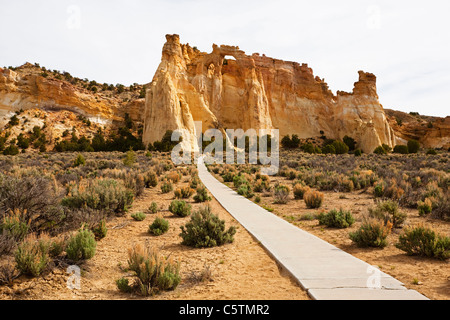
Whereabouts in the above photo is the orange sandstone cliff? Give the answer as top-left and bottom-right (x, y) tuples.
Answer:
(143, 34), (397, 153)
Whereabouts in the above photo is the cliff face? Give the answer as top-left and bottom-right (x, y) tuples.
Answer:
(385, 109), (450, 149)
(0, 64), (145, 125)
(143, 34), (396, 153)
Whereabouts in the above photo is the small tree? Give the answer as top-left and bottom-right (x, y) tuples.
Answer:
(407, 139), (420, 154)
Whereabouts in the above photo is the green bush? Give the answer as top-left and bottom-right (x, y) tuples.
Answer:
(417, 198), (432, 216)
(14, 235), (51, 276)
(221, 172), (235, 183)
(144, 170), (158, 188)
(322, 144), (336, 154)
(373, 182), (385, 198)
(116, 277), (132, 293)
(126, 244), (180, 296)
(193, 186), (212, 203)
(237, 184), (254, 199)
(426, 149), (437, 155)
(318, 208), (355, 228)
(180, 205), (236, 248)
(373, 146), (387, 155)
(393, 145), (409, 154)
(131, 212), (146, 221)
(349, 218), (392, 248)
(332, 140), (349, 154)
(123, 149), (136, 167)
(160, 180), (173, 194)
(65, 228), (97, 262)
(73, 154), (86, 167)
(407, 139), (420, 154)
(149, 202), (158, 214)
(148, 215), (169, 236)
(368, 200), (407, 228)
(169, 200), (191, 217)
(1, 210), (30, 242)
(354, 149), (362, 157)
(62, 179), (134, 216)
(3, 144), (19, 156)
(396, 224), (450, 260)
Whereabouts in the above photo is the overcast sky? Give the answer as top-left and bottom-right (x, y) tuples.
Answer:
(1, 0), (449, 117)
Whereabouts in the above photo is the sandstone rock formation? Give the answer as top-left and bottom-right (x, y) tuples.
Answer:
(385, 109), (450, 149)
(0, 64), (145, 125)
(143, 34), (397, 153)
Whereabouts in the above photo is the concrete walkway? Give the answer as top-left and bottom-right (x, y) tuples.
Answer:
(197, 157), (429, 300)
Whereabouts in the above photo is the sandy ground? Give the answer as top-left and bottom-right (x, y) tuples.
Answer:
(0, 178), (310, 300)
(223, 174), (449, 300)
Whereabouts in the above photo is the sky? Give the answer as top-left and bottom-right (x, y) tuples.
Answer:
(1, 0), (449, 117)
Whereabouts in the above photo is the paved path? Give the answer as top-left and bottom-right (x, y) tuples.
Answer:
(197, 157), (429, 300)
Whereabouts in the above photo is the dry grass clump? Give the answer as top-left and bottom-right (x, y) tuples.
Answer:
(121, 244), (181, 296)
(304, 190), (324, 209)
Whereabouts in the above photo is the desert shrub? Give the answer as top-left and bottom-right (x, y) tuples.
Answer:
(426, 149), (437, 155)
(3, 144), (19, 156)
(126, 244), (180, 296)
(322, 144), (336, 154)
(393, 145), (409, 154)
(193, 186), (212, 203)
(417, 198), (433, 216)
(304, 190), (324, 209)
(73, 154), (86, 167)
(318, 208), (355, 228)
(14, 234), (51, 276)
(273, 184), (290, 204)
(116, 277), (132, 293)
(354, 149), (362, 157)
(166, 172), (180, 183)
(0, 174), (63, 233)
(343, 136), (357, 151)
(237, 184), (254, 199)
(91, 219), (107, 240)
(374, 181), (385, 198)
(149, 202), (158, 214)
(349, 218), (392, 248)
(144, 170), (158, 188)
(374, 146), (387, 155)
(189, 176), (200, 189)
(174, 186), (194, 199)
(123, 149), (137, 167)
(396, 224), (449, 260)
(169, 200), (191, 217)
(0, 209), (30, 242)
(65, 227), (97, 262)
(221, 172), (235, 183)
(253, 179), (270, 192)
(368, 200), (406, 228)
(332, 140), (349, 154)
(180, 205), (236, 248)
(293, 184), (310, 200)
(254, 196), (261, 203)
(62, 179), (134, 216)
(233, 174), (248, 188)
(148, 215), (169, 236)
(131, 212), (146, 221)
(431, 195), (449, 221)
(160, 180), (173, 194)
(407, 139), (420, 154)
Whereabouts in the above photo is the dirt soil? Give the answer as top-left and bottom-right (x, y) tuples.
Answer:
(0, 178), (309, 300)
